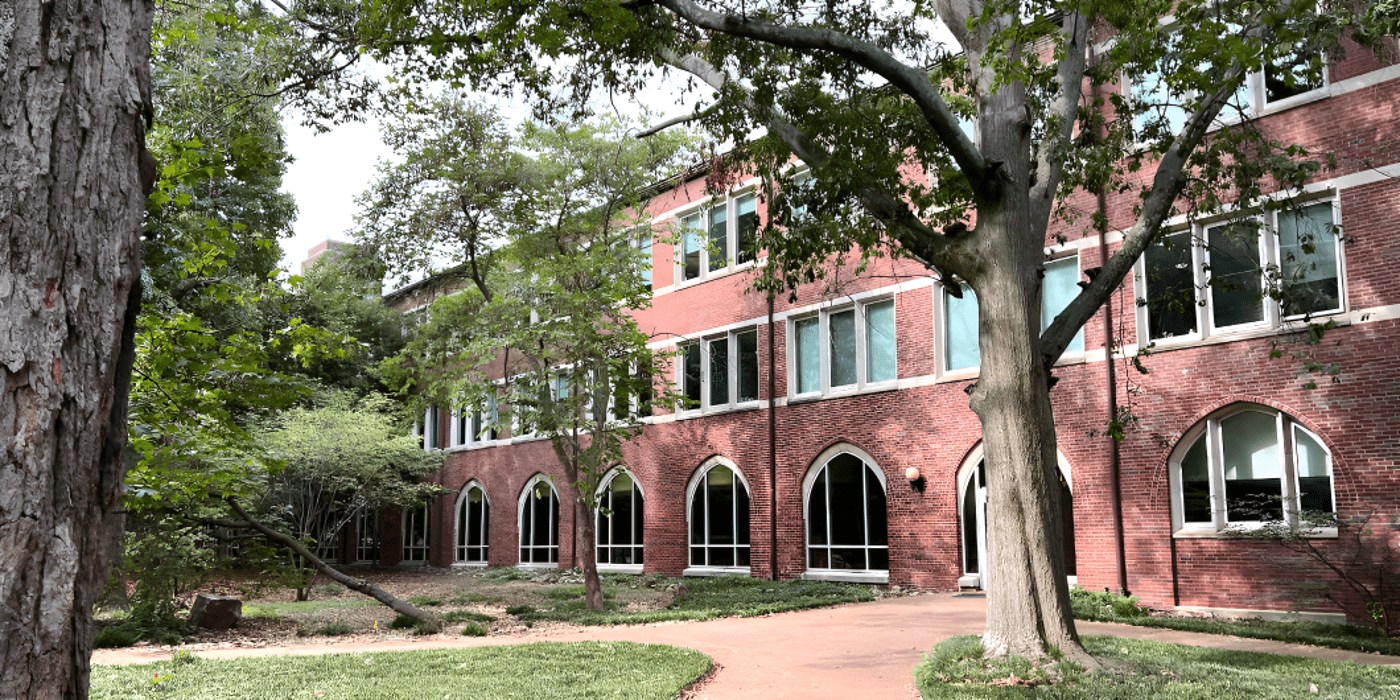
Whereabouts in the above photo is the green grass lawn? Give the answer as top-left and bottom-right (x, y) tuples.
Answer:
(91, 642), (711, 700)
(242, 599), (376, 618)
(915, 635), (1400, 699)
(514, 575), (874, 625)
(1069, 587), (1400, 656)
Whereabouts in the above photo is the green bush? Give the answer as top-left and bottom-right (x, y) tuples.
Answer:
(297, 621), (355, 637)
(94, 624), (140, 649)
(442, 610), (494, 623)
(481, 567), (531, 582)
(406, 595), (443, 607)
(504, 604), (536, 616)
(390, 614), (418, 629)
(1069, 586), (1147, 620)
(460, 622), (489, 637)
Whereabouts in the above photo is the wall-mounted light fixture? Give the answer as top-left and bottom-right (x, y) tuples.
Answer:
(905, 467), (926, 493)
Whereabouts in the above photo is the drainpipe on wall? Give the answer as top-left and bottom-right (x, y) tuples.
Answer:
(1092, 72), (1130, 597)
(768, 291), (779, 581)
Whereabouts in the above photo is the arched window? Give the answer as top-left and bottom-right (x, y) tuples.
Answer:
(1170, 405), (1334, 533)
(401, 505), (431, 563)
(456, 481), (490, 565)
(804, 449), (887, 574)
(518, 475), (559, 565)
(686, 460), (751, 570)
(596, 470), (644, 567)
(956, 446), (1076, 590)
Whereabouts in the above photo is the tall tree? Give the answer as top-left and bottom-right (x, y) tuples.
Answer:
(283, 0), (1374, 662)
(372, 98), (693, 609)
(0, 1), (154, 697)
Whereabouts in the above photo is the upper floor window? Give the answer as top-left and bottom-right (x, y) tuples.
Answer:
(451, 396), (499, 448)
(676, 191), (759, 284)
(1139, 200), (1342, 344)
(791, 298), (896, 397)
(942, 255), (1084, 374)
(680, 327), (760, 412)
(416, 406), (442, 451)
(1170, 405), (1334, 535)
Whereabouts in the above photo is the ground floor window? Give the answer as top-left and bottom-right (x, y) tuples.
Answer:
(688, 462), (751, 568)
(402, 505), (430, 562)
(356, 509), (379, 563)
(958, 454), (1075, 589)
(1172, 404), (1333, 533)
(596, 471), (644, 565)
(457, 482), (490, 564)
(519, 476), (559, 565)
(805, 451), (887, 572)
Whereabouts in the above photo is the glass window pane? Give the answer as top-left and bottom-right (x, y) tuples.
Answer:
(1042, 258), (1084, 354)
(830, 309), (857, 387)
(736, 478), (750, 547)
(1208, 221), (1264, 329)
(945, 286), (980, 371)
(1145, 231), (1198, 340)
(1264, 50), (1322, 104)
(683, 343), (701, 407)
(961, 476), (979, 574)
(1180, 438), (1212, 523)
(737, 330), (759, 402)
(1279, 203), (1339, 316)
(807, 471), (828, 546)
(736, 194), (757, 264)
(865, 466), (887, 547)
(865, 300), (896, 383)
(708, 472), (735, 545)
(1132, 68), (1189, 139)
(826, 455), (865, 546)
(689, 480), (705, 548)
(639, 235), (653, 289)
(709, 337), (729, 406)
(709, 205), (728, 271)
(682, 214), (702, 281)
(1221, 411), (1282, 521)
(1294, 427), (1333, 514)
(795, 318), (820, 393)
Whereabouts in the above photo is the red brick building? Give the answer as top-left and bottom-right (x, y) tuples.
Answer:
(351, 41), (1400, 626)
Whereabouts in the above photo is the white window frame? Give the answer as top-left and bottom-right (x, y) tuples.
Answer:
(678, 327), (762, 414)
(800, 444), (890, 584)
(684, 457), (753, 577)
(450, 394), (500, 449)
(517, 475), (560, 568)
(673, 188), (760, 285)
(1135, 199), (1344, 348)
(1169, 404), (1336, 538)
(401, 505), (431, 564)
(355, 509), (379, 563)
(416, 405), (442, 451)
(595, 469), (645, 574)
(787, 297), (898, 399)
(454, 480), (491, 566)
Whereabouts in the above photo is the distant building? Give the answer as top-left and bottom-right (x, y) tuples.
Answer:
(301, 239), (348, 274)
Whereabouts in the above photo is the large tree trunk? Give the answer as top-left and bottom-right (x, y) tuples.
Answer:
(967, 207), (1086, 663)
(0, 1), (154, 697)
(568, 481), (606, 611)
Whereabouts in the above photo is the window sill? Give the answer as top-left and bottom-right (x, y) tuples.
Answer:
(684, 566), (752, 578)
(445, 440), (504, 453)
(673, 259), (762, 291)
(452, 561), (489, 568)
(517, 562), (559, 570)
(801, 570), (889, 585)
(1173, 527), (1338, 540)
(677, 400), (765, 420)
(1144, 311), (1350, 355)
(785, 382), (901, 406)
(597, 564), (645, 574)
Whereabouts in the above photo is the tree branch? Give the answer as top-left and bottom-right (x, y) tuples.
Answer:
(650, 0), (989, 189)
(1028, 11), (1090, 231)
(636, 103), (717, 138)
(226, 496), (441, 630)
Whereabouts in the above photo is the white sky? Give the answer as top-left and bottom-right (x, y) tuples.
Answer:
(279, 117), (393, 273)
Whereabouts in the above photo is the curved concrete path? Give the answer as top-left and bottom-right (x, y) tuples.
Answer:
(92, 594), (1400, 699)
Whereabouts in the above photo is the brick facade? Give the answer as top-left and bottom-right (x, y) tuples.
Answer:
(353, 52), (1400, 626)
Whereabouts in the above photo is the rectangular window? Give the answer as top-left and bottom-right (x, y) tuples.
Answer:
(708, 205), (728, 272)
(735, 194), (757, 264)
(1278, 202), (1340, 316)
(791, 298), (898, 396)
(681, 328), (762, 413)
(737, 330), (759, 402)
(1143, 231), (1199, 341)
(639, 234), (653, 290)
(865, 300), (896, 383)
(1205, 220), (1265, 331)
(1041, 258), (1085, 355)
(681, 213), (702, 282)
(1262, 49), (1324, 107)
(795, 317), (821, 394)
(944, 286), (979, 372)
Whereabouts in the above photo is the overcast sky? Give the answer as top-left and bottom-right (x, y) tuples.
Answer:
(278, 116), (392, 273)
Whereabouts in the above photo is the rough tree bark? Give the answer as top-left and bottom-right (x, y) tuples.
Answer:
(0, 1), (154, 697)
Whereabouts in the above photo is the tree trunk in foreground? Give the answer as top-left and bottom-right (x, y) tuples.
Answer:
(569, 481), (606, 611)
(967, 207), (1086, 664)
(0, 1), (154, 697)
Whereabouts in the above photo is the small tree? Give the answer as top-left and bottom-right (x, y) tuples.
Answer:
(373, 97), (693, 610)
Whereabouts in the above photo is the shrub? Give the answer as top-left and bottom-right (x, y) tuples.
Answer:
(460, 622), (489, 637)
(442, 610), (494, 623)
(390, 614), (418, 629)
(406, 595), (443, 607)
(94, 625), (139, 649)
(505, 604), (536, 616)
(297, 621), (355, 637)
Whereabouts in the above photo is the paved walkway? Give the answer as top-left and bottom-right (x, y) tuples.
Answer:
(91, 594), (1400, 699)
